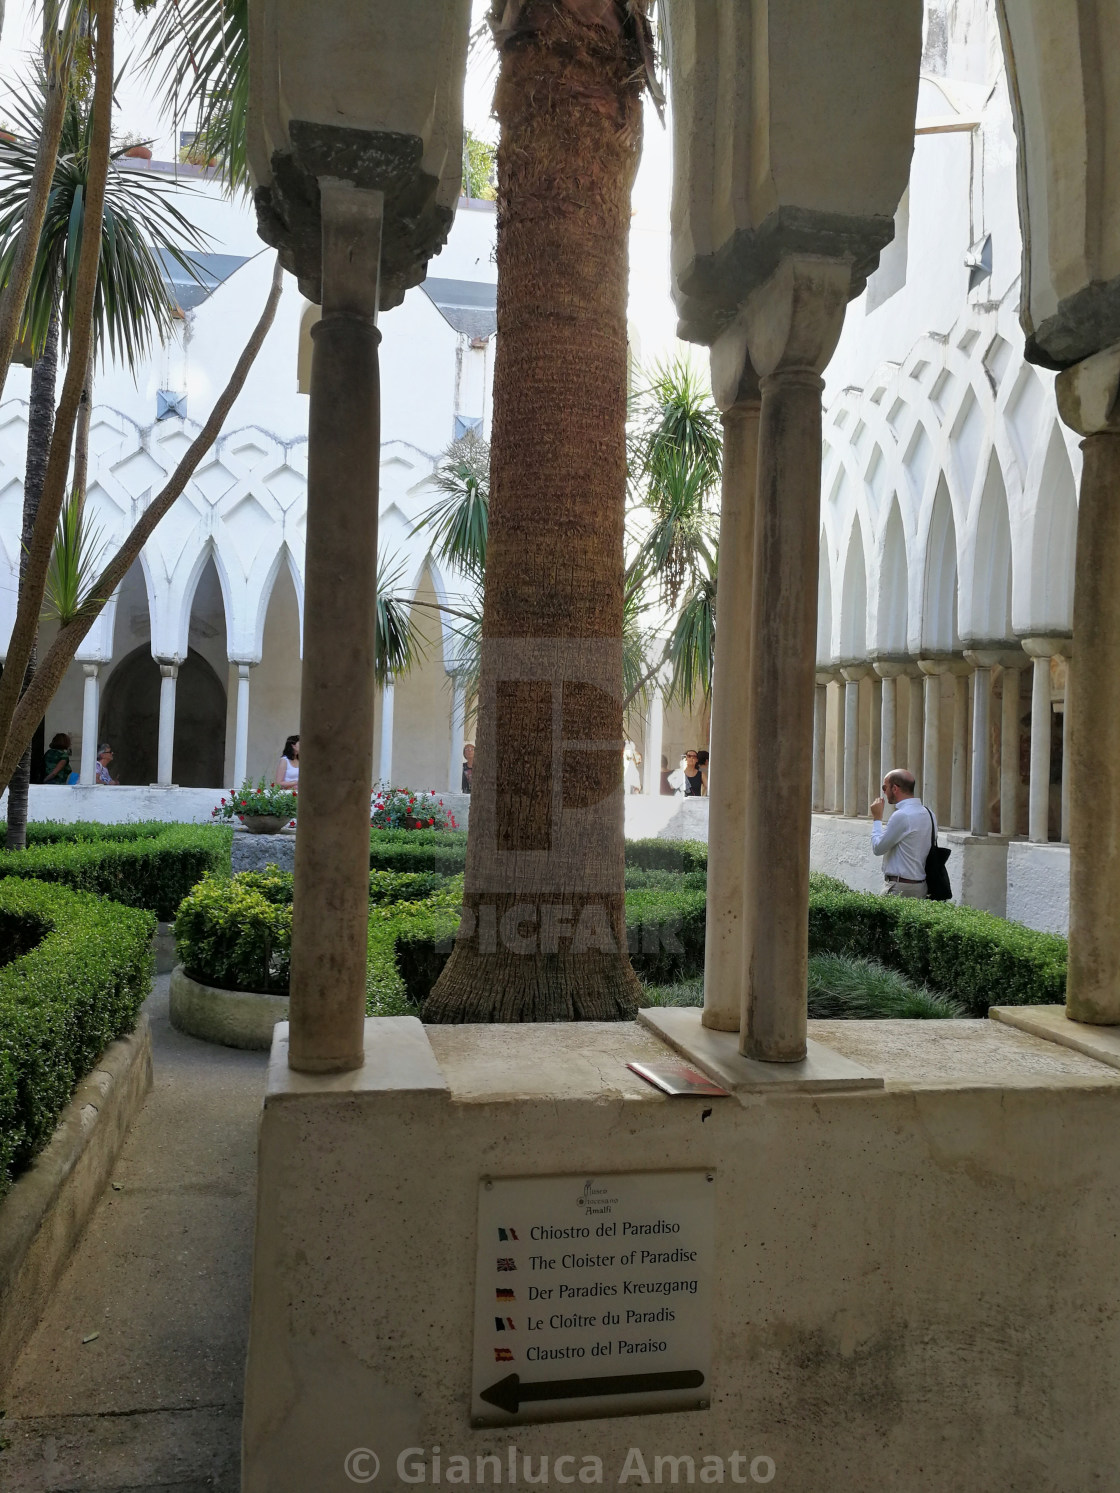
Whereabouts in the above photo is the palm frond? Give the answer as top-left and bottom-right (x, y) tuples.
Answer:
(0, 66), (208, 367)
(376, 550), (429, 687)
(42, 487), (107, 624)
(662, 550), (717, 710)
(140, 0), (249, 193)
(411, 433), (490, 580)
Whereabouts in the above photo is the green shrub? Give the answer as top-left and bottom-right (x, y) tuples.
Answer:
(0, 821), (232, 920)
(173, 867), (461, 1016)
(624, 839), (708, 873)
(640, 954), (963, 1019)
(368, 828), (468, 875)
(0, 878), (154, 1200)
(807, 884), (1066, 1016)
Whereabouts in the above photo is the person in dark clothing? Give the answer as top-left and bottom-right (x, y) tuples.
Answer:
(462, 742), (474, 794)
(682, 749), (703, 796)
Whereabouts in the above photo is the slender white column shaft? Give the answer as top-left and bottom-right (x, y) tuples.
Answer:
(831, 679), (845, 811)
(906, 672), (924, 798)
(950, 673), (969, 829)
(868, 677), (882, 817)
(1060, 656), (1072, 844)
(643, 687), (664, 795)
(378, 678), (395, 785)
(156, 662), (178, 787)
(448, 673), (466, 794)
(842, 679), (860, 816)
(878, 674), (897, 819)
(812, 680), (828, 811)
(1000, 665), (1021, 837)
(233, 663), (251, 787)
(970, 666), (991, 836)
(79, 664), (99, 785)
(1028, 655), (1052, 843)
(923, 673), (941, 817)
(703, 397), (759, 1032)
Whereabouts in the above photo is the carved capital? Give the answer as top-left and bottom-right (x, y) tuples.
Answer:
(319, 180), (384, 321)
(744, 256), (852, 381)
(1056, 341), (1120, 436)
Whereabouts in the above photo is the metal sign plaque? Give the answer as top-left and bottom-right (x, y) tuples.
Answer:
(472, 1171), (714, 1427)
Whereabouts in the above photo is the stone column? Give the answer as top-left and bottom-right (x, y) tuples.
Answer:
(643, 684), (664, 795)
(840, 665), (865, 817)
(873, 659), (908, 819)
(448, 672), (466, 794)
(155, 661), (178, 787)
(1065, 424), (1120, 1022)
(79, 663), (99, 785)
(233, 663), (252, 788)
(918, 660), (944, 818)
(868, 674), (883, 818)
(964, 651), (998, 836)
(1000, 659), (1022, 838)
(740, 255), (849, 1063)
(830, 673), (845, 812)
(289, 183), (384, 1074)
(1023, 637), (1061, 843)
(702, 384), (760, 1032)
(377, 677), (395, 786)
(950, 669), (969, 829)
(906, 665), (924, 798)
(1060, 652), (1072, 844)
(813, 674), (829, 812)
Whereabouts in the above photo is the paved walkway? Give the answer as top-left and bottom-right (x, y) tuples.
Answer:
(2, 975), (268, 1493)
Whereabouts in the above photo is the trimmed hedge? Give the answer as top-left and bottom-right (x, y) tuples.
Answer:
(807, 884), (1066, 1016)
(368, 828), (469, 875)
(174, 867), (460, 1014)
(0, 878), (155, 1199)
(0, 821), (232, 921)
(624, 839), (708, 874)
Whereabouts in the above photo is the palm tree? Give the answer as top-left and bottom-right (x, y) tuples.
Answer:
(423, 0), (655, 1024)
(0, 65), (204, 846)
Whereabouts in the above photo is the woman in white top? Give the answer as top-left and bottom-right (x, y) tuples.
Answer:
(274, 734), (300, 787)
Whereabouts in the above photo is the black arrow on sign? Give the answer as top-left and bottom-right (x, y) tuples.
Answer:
(479, 1369), (704, 1416)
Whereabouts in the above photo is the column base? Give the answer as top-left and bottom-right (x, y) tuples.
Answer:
(991, 1004), (1120, 1057)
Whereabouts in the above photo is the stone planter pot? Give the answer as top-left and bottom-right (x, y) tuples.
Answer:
(123, 144), (153, 159)
(243, 814), (289, 835)
(169, 966), (288, 1051)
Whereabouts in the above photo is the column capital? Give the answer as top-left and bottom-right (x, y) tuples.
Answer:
(82, 661), (100, 679)
(319, 179), (384, 322)
(157, 659), (179, 679)
(839, 662), (871, 682)
(709, 322), (761, 413)
(815, 670), (838, 688)
(872, 655), (918, 680)
(1055, 341), (1120, 437)
(1020, 634), (1073, 659)
(964, 645), (1025, 670)
(917, 653), (971, 677)
(744, 255), (852, 381)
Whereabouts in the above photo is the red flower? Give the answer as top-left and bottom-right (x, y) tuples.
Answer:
(428, 817), (434, 826)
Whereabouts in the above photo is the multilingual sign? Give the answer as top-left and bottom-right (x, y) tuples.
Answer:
(472, 1171), (714, 1426)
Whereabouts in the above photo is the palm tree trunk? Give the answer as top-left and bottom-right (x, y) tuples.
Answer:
(5, 310), (59, 849)
(424, 2), (646, 1022)
(71, 344), (94, 513)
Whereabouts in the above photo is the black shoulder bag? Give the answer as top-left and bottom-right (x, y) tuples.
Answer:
(924, 809), (952, 901)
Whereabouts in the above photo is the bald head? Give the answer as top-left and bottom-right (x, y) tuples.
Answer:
(883, 768), (916, 798)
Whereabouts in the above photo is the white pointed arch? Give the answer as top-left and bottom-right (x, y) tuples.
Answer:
(921, 477), (960, 653)
(816, 529), (834, 666)
(962, 452), (1013, 642)
(839, 516), (868, 660)
(876, 497), (910, 655)
(1023, 424), (1078, 633)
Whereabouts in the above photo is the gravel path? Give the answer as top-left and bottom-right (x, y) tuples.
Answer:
(1, 975), (267, 1492)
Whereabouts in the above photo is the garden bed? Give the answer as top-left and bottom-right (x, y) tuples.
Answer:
(0, 877), (156, 1201)
(0, 820), (232, 920)
(174, 856), (1068, 1024)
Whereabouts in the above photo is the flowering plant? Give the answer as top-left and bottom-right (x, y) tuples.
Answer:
(211, 779), (298, 824)
(370, 783), (457, 831)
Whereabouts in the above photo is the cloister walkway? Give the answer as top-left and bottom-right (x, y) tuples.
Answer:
(2, 976), (265, 1493)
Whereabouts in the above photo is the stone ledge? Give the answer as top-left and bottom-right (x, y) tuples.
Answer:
(170, 966), (289, 1052)
(0, 1015), (152, 1393)
(638, 1005), (884, 1094)
(990, 1004), (1120, 1071)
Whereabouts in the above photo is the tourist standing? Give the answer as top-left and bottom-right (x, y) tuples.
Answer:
(274, 735), (300, 787)
(462, 741), (474, 794)
(869, 768), (933, 897)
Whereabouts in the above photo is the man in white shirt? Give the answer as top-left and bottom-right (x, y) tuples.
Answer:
(869, 768), (934, 897)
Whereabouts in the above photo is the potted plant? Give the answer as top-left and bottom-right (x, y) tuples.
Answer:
(119, 131), (153, 160)
(371, 784), (457, 831)
(212, 780), (298, 835)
